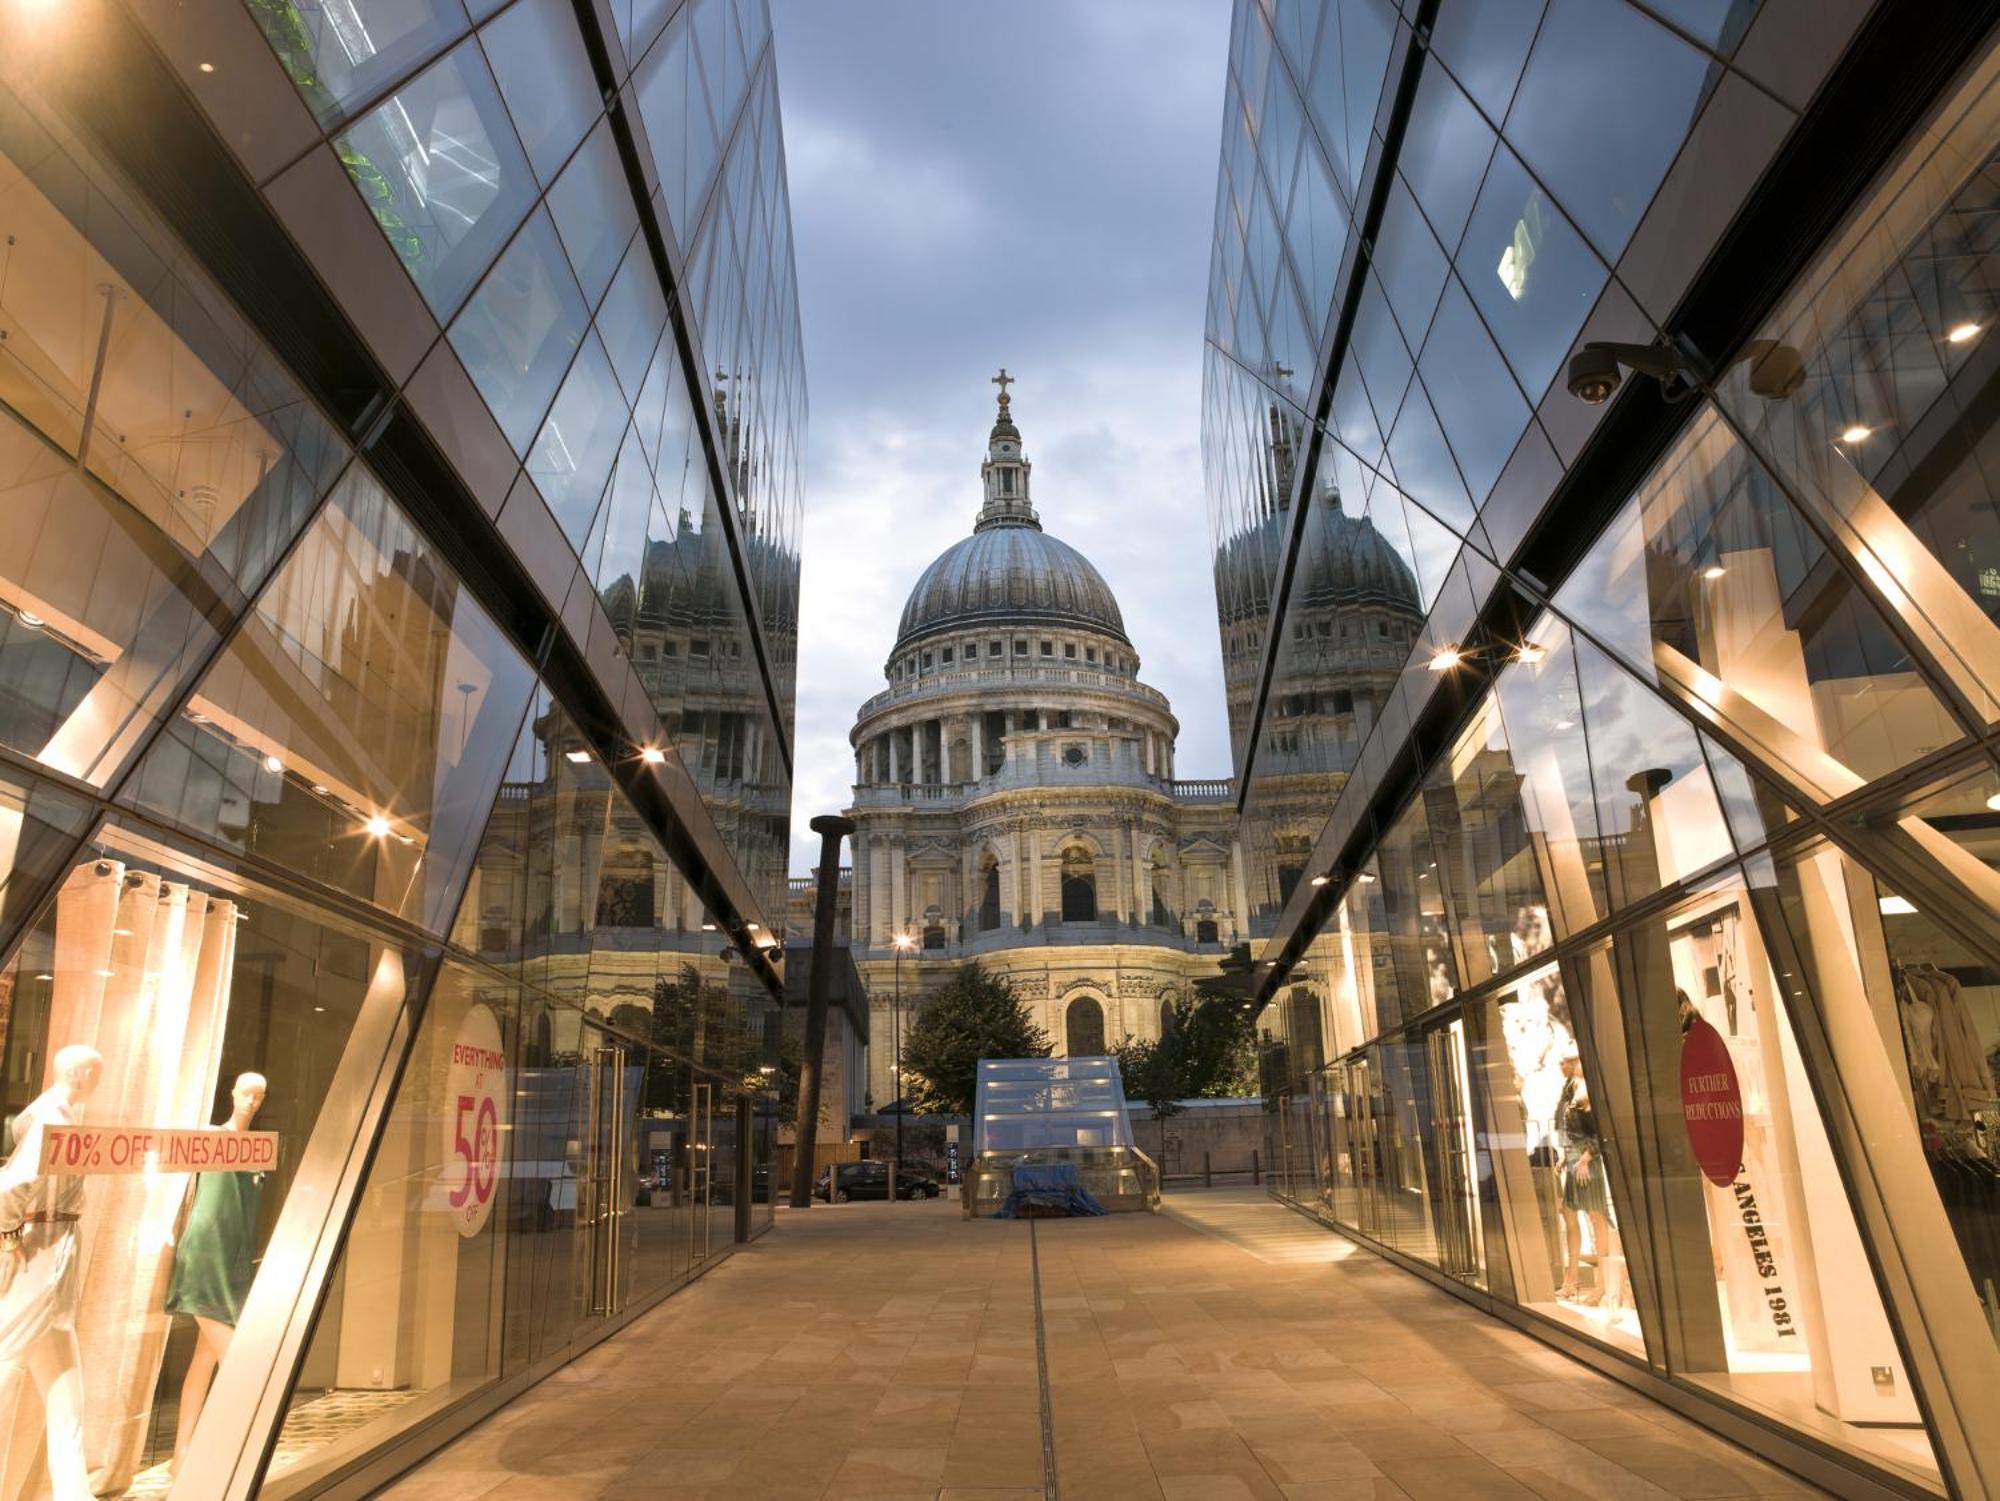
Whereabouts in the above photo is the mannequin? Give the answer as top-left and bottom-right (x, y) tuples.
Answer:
(1554, 1052), (1623, 1307)
(0, 1043), (104, 1501)
(166, 1072), (268, 1467)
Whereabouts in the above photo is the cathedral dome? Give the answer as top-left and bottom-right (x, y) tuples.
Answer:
(1215, 487), (1423, 624)
(890, 375), (1132, 657)
(894, 524), (1129, 654)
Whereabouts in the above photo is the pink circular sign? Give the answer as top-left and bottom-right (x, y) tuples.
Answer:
(1679, 1016), (1744, 1187)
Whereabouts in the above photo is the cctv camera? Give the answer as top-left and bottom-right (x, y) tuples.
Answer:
(1566, 345), (1623, 405)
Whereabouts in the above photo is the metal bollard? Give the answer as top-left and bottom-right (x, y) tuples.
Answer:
(1203, 1151), (1212, 1188)
(1252, 1150), (1261, 1186)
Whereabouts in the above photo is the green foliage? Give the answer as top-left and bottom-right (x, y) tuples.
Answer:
(648, 965), (803, 1120)
(1115, 992), (1259, 1113)
(900, 963), (1050, 1116)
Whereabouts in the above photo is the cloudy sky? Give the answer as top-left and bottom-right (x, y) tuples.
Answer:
(772, 0), (1235, 874)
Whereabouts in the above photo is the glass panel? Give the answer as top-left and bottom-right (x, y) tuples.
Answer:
(1396, 69), (1494, 255)
(0, 820), (416, 1496)
(1426, 697), (1554, 990)
(0, 103), (348, 787)
(1714, 50), (2000, 719)
(1430, 0), (1542, 122)
(1374, 1034), (1439, 1262)
(1577, 871), (1942, 1490)
(122, 467), (538, 936)
(1417, 277), (1528, 506)
(1555, 403), (1967, 794)
(264, 962), (514, 1496)
(546, 121), (640, 310)
(632, 9), (718, 243)
(450, 210), (591, 453)
(1373, 797), (1458, 1022)
(1475, 961), (1645, 1353)
(596, 245), (670, 402)
(527, 333), (629, 548)
(479, 0), (601, 183)
(1460, 144), (1608, 401)
(1503, 0), (1714, 259)
(248, 0), (471, 128)
(334, 40), (537, 318)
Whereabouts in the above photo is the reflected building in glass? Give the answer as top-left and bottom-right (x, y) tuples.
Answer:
(0, 0), (803, 1496)
(1204, 0), (2000, 1494)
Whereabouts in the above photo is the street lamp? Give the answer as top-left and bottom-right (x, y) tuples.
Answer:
(891, 930), (916, 1200)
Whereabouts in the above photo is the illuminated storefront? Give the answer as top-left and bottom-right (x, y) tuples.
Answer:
(1205, 1), (2000, 1494)
(0, 0), (803, 1496)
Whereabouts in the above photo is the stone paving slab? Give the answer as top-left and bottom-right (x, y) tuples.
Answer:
(371, 1190), (1827, 1501)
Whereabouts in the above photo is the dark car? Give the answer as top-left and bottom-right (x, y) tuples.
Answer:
(709, 1164), (771, 1206)
(814, 1161), (941, 1202)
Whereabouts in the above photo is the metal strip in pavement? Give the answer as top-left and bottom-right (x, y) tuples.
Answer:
(1028, 1220), (1059, 1501)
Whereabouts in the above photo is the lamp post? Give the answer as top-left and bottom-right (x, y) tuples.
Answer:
(891, 930), (915, 1201)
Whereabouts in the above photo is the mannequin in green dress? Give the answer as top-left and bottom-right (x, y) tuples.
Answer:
(166, 1072), (267, 1468)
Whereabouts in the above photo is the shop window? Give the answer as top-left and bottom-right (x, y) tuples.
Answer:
(1570, 869), (1945, 1489)
(0, 822), (421, 1495)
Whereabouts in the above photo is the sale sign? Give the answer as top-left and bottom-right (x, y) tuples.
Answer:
(1680, 1016), (1745, 1186)
(443, 1003), (507, 1238)
(42, 1126), (277, 1175)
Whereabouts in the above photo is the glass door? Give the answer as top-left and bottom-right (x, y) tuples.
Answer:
(689, 1080), (715, 1267)
(1425, 1018), (1486, 1284)
(583, 1035), (635, 1318)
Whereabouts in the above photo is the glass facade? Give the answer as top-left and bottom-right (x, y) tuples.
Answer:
(1207, 2), (2000, 1496)
(0, 0), (803, 1496)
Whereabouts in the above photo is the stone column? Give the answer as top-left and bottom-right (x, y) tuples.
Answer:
(890, 835), (907, 939)
(1132, 825), (1148, 922)
(1026, 826), (1044, 928)
(887, 727), (901, 784)
(872, 837), (892, 945)
(999, 828), (1018, 928)
(930, 718), (944, 784)
(971, 713), (985, 779)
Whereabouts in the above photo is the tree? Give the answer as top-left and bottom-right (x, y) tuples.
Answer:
(900, 963), (1050, 1115)
(1113, 992), (1260, 1159)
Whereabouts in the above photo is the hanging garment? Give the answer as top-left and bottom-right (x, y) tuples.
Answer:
(0, 1088), (86, 1360)
(165, 1172), (265, 1326)
(1928, 971), (1996, 1122)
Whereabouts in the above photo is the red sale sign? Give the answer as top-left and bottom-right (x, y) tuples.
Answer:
(1680, 1016), (1745, 1187)
(443, 1003), (507, 1237)
(42, 1126), (277, 1175)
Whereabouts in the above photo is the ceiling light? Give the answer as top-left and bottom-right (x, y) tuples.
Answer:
(1428, 646), (1463, 672)
(702, 921), (717, 931)
(1309, 874), (1330, 887)
(188, 711), (211, 724)
(1515, 642), (1547, 665)
(1947, 322), (1981, 345)
(311, 783), (329, 794)
(198, 61), (215, 73)
(640, 746), (666, 764)
(261, 754), (283, 774)
(1986, 792), (2000, 812)
(1702, 565), (1727, 581)
(564, 749), (591, 764)
(1877, 895), (1917, 916)
(33, 973), (50, 982)
(398, 834), (416, 845)
(16, 611), (44, 630)
(363, 814), (393, 839)
(1357, 872), (1377, 884)
(1839, 424), (1872, 444)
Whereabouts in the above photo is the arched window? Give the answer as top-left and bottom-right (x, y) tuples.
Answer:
(1060, 846), (1097, 922)
(978, 854), (1001, 931)
(1066, 996), (1106, 1056)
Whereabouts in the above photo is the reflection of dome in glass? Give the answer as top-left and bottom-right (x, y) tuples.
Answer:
(895, 524), (1129, 654)
(1217, 491), (1422, 622)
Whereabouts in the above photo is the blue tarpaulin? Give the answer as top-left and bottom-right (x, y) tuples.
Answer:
(993, 1162), (1106, 1218)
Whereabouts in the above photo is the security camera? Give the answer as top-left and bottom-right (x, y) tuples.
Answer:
(1565, 340), (1693, 405)
(1566, 345), (1623, 404)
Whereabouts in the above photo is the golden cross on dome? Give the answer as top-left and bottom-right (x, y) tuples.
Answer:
(991, 367), (1014, 403)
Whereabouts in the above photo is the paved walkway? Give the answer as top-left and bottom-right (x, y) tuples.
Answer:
(375, 1189), (1822, 1501)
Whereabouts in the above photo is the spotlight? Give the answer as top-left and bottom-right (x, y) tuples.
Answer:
(1309, 874), (1330, 887)
(1514, 642), (1547, 665)
(363, 814), (393, 839)
(1428, 646), (1463, 672)
(1839, 424), (1872, 444)
(1702, 565), (1727, 581)
(1986, 793), (2000, 813)
(564, 749), (590, 764)
(1947, 322), (1981, 345)
(261, 754), (283, 774)
(17, 611), (44, 630)
(640, 746), (666, 764)
(198, 61), (216, 73)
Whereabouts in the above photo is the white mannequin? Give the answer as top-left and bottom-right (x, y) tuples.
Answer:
(0, 1043), (105, 1501)
(170, 1071), (267, 1469)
